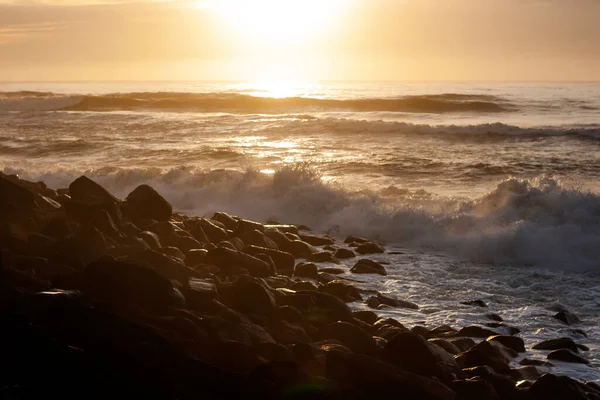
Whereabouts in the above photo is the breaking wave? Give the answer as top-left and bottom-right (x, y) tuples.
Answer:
(0, 91), (510, 113)
(5, 165), (600, 271)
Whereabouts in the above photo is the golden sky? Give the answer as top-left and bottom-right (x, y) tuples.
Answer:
(1, 0), (599, 81)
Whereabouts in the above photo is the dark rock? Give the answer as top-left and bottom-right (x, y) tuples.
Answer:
(83, 258), (182, 310)
(133, 249), (197, 283)
(527, 373), (591, 400)
(291, 281), (318, 291)
(382, 331), (464, 384)
(352, 310), (379, 325)
(520, 358), (554, 367)
(554, 310), (581, 325)
(281, 290), (353, 325)
(317, 272), (339, 284)
(183, 278), (218, 308)
(326, 350), (456, 400)
(205, 247), (273, 277)
(486, 313), (503, 322)
(308, 251), (340, 264)
(455, 340), (512, 374)
(211, 212), (238, 231)
(196, 218), (229, 243)
(372, 292), (418, 309)
(264, 224), (298, 234)
(510, 366), (542, 381)
(319, 280), (362, 303)
(533, 337), (580, 353)
(344, 235), (370, 244)
(288, 240), (318, 258)
(427, 325), (458, 339)
(355, 242), (385, 254)
(325, 322), (378, 356)
(69, 175), (118, 205)
(461, 299), (487, 307)
(139, 230), (161, 250)
(293, 262), (318, 279)
(185, 249), (208, 267)
(429, 339), (461, 355)
(256, 342), (295, 362)
(351, 259), (387, 276)
(453, 378), (501, 400)
(547, 349), (589, 364)
(159, 246), (185, 260)
(219, 276), (278, 319)
(299, 234), (335, 246)
(126, 185), (172, 222)
(487, 335), (525, 353)
(319, 267), (345, 274)
(458, 325), (498, 338)
(209, 340), (263, 374)
(484, 323), (520, 335)
(238, 229), (278, 250)
(448, 337), (476, 353)
(334, 248), (355, 259)
(277, 305), (304, 323)
(243, 245), (295, 271)
(236, 218), (264, 234)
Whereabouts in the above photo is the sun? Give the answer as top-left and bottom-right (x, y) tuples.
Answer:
(202, 0), (344, 46)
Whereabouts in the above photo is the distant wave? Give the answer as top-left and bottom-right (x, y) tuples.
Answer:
(0, 91), (510, 113)
(5, 164), (600, 271)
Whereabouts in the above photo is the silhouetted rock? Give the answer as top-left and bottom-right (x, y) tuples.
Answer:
(461, 299), (487, 307)
(344, 235), (370, 244)
(212, 211), (238, 231)
(352, 310), (379, 325)
(319, 267), (345, 274)
(125, 184), (172, 222)
(325, 322), (378, 356)
(334, 248), (355, 259)
(453, 378), (501, 400)
(205, 246), (273, 277)
(455, 340), (512, 374)
(527, 373), (590, 400)
(547, 349), (589, 364)
(243, 245), (295, 271)
(308, 251), (340, 264)
(533, 337), (580, 353)
(370, 292), (418, 309)
(294, 262), (318, 279)
(351, 259), (387, 275)
(458, 325), (498, 338)
(299, 234), (335, 246)
(553, 310), (581, 325)
(381, 331), (464, 384)
(319, 280), (362, 303)
(281, 290), (353, 325)
(487, 335), (525, 353)
(69, 175), (118, 205)
(355, 242), (385, 254)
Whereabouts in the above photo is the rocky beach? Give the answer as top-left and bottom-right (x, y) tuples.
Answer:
(1, 171), (598, 399)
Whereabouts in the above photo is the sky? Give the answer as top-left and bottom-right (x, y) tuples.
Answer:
(1, 0), (599, 81)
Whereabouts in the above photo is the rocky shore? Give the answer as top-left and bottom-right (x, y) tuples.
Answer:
(0, 171), (598, 399)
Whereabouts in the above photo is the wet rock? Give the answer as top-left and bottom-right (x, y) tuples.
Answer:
(455, 340), (512, 374)
(159, 246), (185, 261)
(325, 322), (378, 356)
(211, 211), (238, 231)
(429, 339), (461, 355)
(352, 310), (379, 325)
(277, 305), (304, 323)
(458, 325), (498, 338)
(532, 337), (580, 353)
(453, 378), (501, 400)
(520, 358), (554, 367)
(351, 259), (387, 276)
(288, 240), (318, 258)
(344, 235), (370, 244)
(291, 281), (318, 291)
(426, 325), (458, 339)
(236, 218), (264, 234)
(484, 322), (520, 335)
(382, 331), (464, 384)
(281, 290), (353, 325)
(139, 230), (161, 250)
(317, 272), (339, 284)
(510, 366), (542, 381)
(238, 229), (278, 250)
(219, 276), (278, 319)
(83, 258), (182, 310)
(264, 224), (298, 234)
(448, 337), (476, 352)
(334, 248), (355, 259)
(183, 279), (218, 310)
(486, 313), (503, 322)
(185, 249), (208, 267)
(293, 262), (318, 279)
(547, 349), (589, 364)
(69, 175), (118, 205)
(125, 184), (172, 222)
(205, 247), (273, 277)
(243, 245), (295, 271)
(308, 251), (340, 264)
(196, 218), (229, 244)
(299, 234), (335, 246)
(487, 335), (525, 353)
(372, 292), (418, 310)
(553, 310), (581, 325)
(527, 373), (591, 400)
(319, 280), (362, 302)
(461, 299), (487, 307)
(319, 267), (345, 275)
(326, 350), (456, 400)
(133, 249), (196, 283)
(355, 242), (385, 254)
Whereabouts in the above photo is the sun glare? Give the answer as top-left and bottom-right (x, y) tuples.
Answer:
(203, 0), (344, 46)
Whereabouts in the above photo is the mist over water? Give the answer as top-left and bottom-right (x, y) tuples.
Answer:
(2, 82), (600, 380)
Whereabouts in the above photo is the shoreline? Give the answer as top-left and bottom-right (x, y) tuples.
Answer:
(1, 171), (598, 399)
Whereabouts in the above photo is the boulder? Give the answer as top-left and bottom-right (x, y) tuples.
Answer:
(553, 310), (581, 325)
(429, 339), (461, 355)
(281, 290), (353, 325)
(527, 373), (590, 400)
(238, 229), (278, 250)
(196, 219), (228, 244)
(211, 212), (238, 231)
(453, 378), (501, 400)
(218, 276), (278, 319)
(288, 240), (318, 258)
(319, 267), (345, 275)
(487, 335), (525, 353)
(352, 310), (379, 325)
(139, 231), (161, 250)
(455, 340), (512, 374)
(351, 259), (387, 276)
(299, 234), (335, 246)
(293, 262), (318, 279)
(69, 175), (118, 205)
(458, 325), (498, 338)
(326, 350), (456, 400)
(126, 185), (172, 222)
(205, 247), (273, 277)
(532, 337), (580, 353)
(243, 245), (295, 271)
(371, 292), (418, 310)
(547, 349), (589, 364)
(334, 248), (355, 259)
(461, 299), (487, 307)
(382, 331), (464, 384)
(308, 251), (340, 264)
(325, 322), (378, 356)
(319, 280), (362, 303)
(343, 235), (370, 244)
(355, 242), (385, 254)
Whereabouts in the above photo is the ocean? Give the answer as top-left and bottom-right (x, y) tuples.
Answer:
(1, 81), (599, 381)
